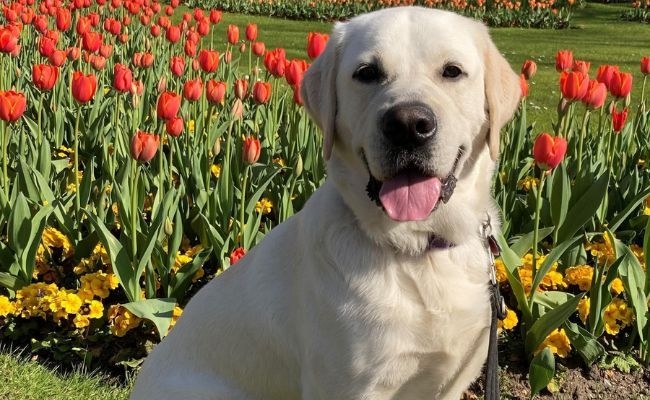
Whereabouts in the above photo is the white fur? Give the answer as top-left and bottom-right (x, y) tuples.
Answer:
(131, 7), (520, 400)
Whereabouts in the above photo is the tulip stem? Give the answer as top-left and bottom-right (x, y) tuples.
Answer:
(130, 159), (140, 273)
(577, 109), (590, 173)
(1, 121), (8, 199)
(530, 170), (546, 301)
(239, 165), (249, 248)
(74, 108), (82, 239)
(37, 92), (44, 146)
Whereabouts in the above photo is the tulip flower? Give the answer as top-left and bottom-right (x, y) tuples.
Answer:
(100, 44), (113, 58)
(157, 91), (182, 120)
(609, 71), (632, 99)
(90, 55), (107, 71)
(264, 48), (286, 77)
(245, 23), (257, 42)
(253, 81), (272, 104)
(130, 131), (159, 163)
(82, 31), (102, 53)
(243, 136), (261, 164)
(252, 42), (265, 57)
(521, 60), (537, 80)
(307, 32), (329, 60)
(206, 79), (226, 104)
(555, 50), (573, 72)
(234, 79), (249, 100)
(559, 71), (589, 102)
(612, 107), (628, 133)
(285, 59), (308, 86)
(572, 60), (590, 75)
(55, 8), (72, 31)
(166, 25), (181, 43)
(581, 80), (607, 110)
(150, 24), (161, 37)
(0, 90), (26, 122)
(48, 50), (66, 67)
(229, 247), (246, 265)
(519, 74), (529, 98)
(165, 116), (184, 138)
(170, 56), (185, 76)
(596, 64), (619, 91)
(32, 64), (59, 91)
(642, 56), (650, 75)
(210, 10), (222, 24)
(227, 24), (239, 45)
(38, 35), (56, 58)
(113, 63), (133, 93)
(198, 49), (219, 73)
(141, 52), (154, 68)
(76, 16), (92, 35)
(71, 71), (98, 103)
(183, 77), (203, 101)
(33, 15), (48, 34)
(292, 83), (303, 106)
(533, 132), (567, 171)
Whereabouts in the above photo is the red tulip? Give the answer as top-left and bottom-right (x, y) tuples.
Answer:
(113, 63), (133, 93)
(48, 49), (66, 67)
(252, 41), (265, 57)
(165, 116), (184, 137)
(55, 8), (71, 31)
(100, 44), (113, 58)
(307, 32), (328, 60)
(67, 46), (80, 61)
(243, 136), (261, 164)
(533, 132), (567, 171)
(0, 90), (26, 122)
(612, 107), (628, 133)
(642, 56), (650, 75)
(245, 23), (257, 42)
(198, 49), (219, 73)
(229, 247), (246, 265)
(253, 81), (272, 104)
(555, 50), (573, 72)
(609, 71), (633, 99)
(292, 83), (303, 106)
(193, 8), (205, 22)
(227, 24), (239, 45)
(141, 52), (154, 68)
(264, 48), (286, 77)
(38, 35), (56, 58)
(33, 15), (48, 34)
(519, 74), (529, 98)
(206, 79), (226, 104)
(209, 10), (222, 24)
(157, 91), (181, 120)
(166, 25), (181, 43)
(197, 19), (209, 37)
(521, 59), (537, 80)
(90, 55), (106, 71)
(32, 64), (59, 91)
(285, 59), (308, 86)
(559, 71), (589, 102)
(184, 40), (197, 57)
(76, 16), (91, 35)
(71, 71), (98, 103)
(572, 60), (590, 75)
(130, 131), (159, 163)
(183, 77), (203, 101)
(596, 65), (619, 91)
(581, 80), (607, 110)
(82, 31), (102, 53)
(170, 55), (185, 76)
(234, 79), (249, 100)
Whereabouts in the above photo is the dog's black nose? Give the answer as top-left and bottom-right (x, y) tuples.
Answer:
(381, 103), (437, 147)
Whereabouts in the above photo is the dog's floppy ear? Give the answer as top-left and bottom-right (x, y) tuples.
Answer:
(483, 31), (521, 161)
(300, 23), (344, 160)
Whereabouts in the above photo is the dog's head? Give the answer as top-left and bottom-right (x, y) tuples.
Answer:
(301, 7), (520, 254)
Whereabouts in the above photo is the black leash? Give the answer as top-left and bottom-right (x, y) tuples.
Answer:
(484, 226), (506, 400)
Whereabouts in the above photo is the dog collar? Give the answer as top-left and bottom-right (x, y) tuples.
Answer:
(426, 235), (455, 250)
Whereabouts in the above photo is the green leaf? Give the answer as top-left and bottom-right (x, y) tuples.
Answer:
(123, 298), (177, 340)
(550, 162), (570, 234)
(136, 189), (174, 281)
(510, 227), (555, 258)
(564, 321), (604, 366)
(525, 293), (583, 355)
(496, 233), (532, 325)
(530, 235), (582, 299)
(533, 291), (575, 310)
(244, 166), (283, 216)
(614, 238), (647, 341)
(37, 138), (52, 179)
(556, 171), (609, 243)
(169, 248), (211, 300)
(608, 186), (650, 233)
(19, 203), (53, 285)
(7, 193), (31, 257)
(0, 271), (19, 290)
(84, 211), (138, 303)
(529, 347), (555, 397)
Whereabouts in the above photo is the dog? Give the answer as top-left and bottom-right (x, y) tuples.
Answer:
(130, 6), (520, 400)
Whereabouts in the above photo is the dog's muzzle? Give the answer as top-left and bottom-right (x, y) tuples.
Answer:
(364, 148), (462, 222)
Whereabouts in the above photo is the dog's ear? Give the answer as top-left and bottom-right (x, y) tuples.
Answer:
(483, 32), (521, 161)
(300, 23), (344, 160)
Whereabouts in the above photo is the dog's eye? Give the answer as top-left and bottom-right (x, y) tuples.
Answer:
(442, 65), (463, 79)
(353, 64), (382, 83)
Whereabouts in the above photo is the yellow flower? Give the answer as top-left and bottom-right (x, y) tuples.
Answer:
(644, 196), (650, 216)
(535, 328), (571, 358)
(87, 300), (104, 319)
(108, 305), (141, 337)
(518, 253), (566, 294)
(630, 244), (645, 270)
(497, 308), (518, 332)
(80, 271), (118, 299)
(169, 305), (183, 330)
(563, 265), (593, 291)
(578, 297), (590, 324)
(255, 198), (273, 215)
(517, 175), (539, 191)
(173, 253), (193, 272)
(272, 157), (286, 168)
(586, 235), (615, 266)
(61, 293), (82, 314)
(610, 278), (624, 295)
(0, 296), (16, 317)
(211, 164), (221, 178)
(41, 227), (74, 260)
(494, 259), (508, 284)
(188, 119), (195, 134)
(603, 298), (635, 335)
(73, 314), (90, 329)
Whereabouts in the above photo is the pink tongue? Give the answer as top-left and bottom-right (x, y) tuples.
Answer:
(379, 172), (442, 221)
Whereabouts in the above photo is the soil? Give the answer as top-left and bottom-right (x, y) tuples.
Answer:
(462, 338), (650, 400)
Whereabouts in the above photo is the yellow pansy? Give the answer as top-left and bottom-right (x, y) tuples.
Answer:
(535, 328), (571, 358)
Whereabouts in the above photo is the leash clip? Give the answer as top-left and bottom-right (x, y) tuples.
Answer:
(482, 215), (507, 320)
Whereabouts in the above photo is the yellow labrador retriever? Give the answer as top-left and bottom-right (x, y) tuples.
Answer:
(131, 6), (520, 400)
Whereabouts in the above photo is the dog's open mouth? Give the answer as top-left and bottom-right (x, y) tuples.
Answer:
(364, 148), (462, 222)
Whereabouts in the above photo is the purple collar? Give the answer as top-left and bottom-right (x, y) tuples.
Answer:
(427, 235), (455, 250)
